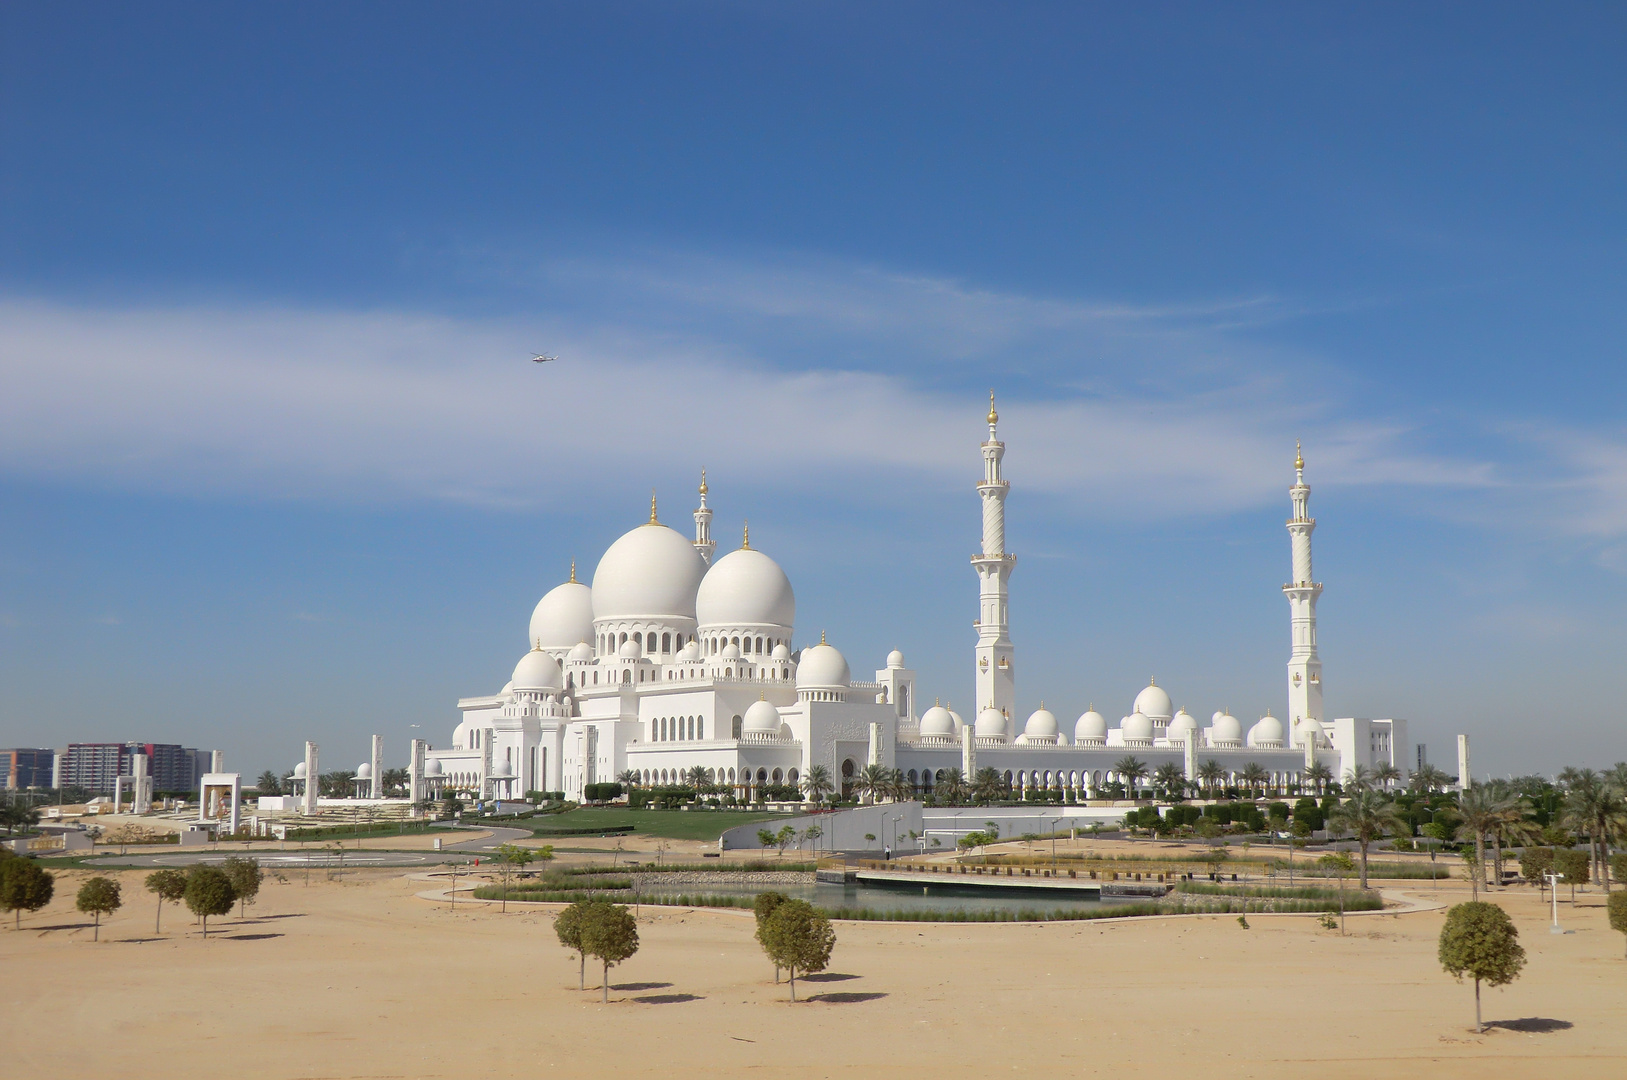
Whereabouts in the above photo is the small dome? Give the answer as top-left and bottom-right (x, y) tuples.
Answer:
(1074, 709), (1108, 741)
(721, 642), (742, 660)
(975, 706), (1008, 740)
(1133, 680), (1173, 721)
(1121, 711), (1154, 742)
(529, 579), (594, 652)
(1210, 712), (1242, 745)
(567, 641), (594, 663)
(770, 642), (790, 661)
(920, 705), (955, 738)
(677, 640), (701, 661)
(743, 698), (782, 734)
(1023, 707), (1059, 741)
(947, 708), (965, 729)
(696, 547), (795, 629)
(796, 641), (850, 689)
(293, 762), (307, 780)
(1248, 713), (1285, 748)
(512, 646), (564, 691)
(423, 758), (442, 777)
(591, 521), (707, 623)
(1167, 709), (1200, 742)
(617, 637), (644, 660)
(886, 649), (905, 668)
(356, 762), (373, 779)
(1296, 716), (1323, 747)
(490, 760), (515, 779)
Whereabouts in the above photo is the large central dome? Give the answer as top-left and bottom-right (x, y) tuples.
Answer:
(591, 523), (707, 622)
(696, 547), (795, 629)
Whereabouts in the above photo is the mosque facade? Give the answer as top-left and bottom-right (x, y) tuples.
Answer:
(416, 399), (1406, 803)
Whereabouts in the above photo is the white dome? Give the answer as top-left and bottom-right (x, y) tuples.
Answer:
(796, 642), (850, 688)
(743, 698), (782, 734)
(1210, 712), (1242, 745)
(512, 646), (564, 691)
(696, 547), (795, 628)
(1074, 709), (1108, 741)
(975, 706), (1008, 740)
(491, 760), (515, 779)
(1133, 681), (1173, 721)
(1121, 711), (1154, 742)
(423, 758), (442, 777)
(591, 522), (707, 622)
(356, 762), (372, 779)
(292, 762), (307, 779)
(677, 640), (701, 661)
(770, 642), (790, 661)
(947, 709), (965, 729)
(1167, 709), (1200, 742)
(920, 705), (955, 738)
(1023, 707), (1059, 741)
(886, 649), (905, 668)
(617, 637), (644, 660)
(567, 641), (594, 663)
(1248, 713), (1285, 748)
(721, 642), (741, 660)
(529, 580), (593, 651)
(1296, 716), (1324, 747)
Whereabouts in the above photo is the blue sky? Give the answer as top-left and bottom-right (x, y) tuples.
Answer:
(2, 3), (1625, 778)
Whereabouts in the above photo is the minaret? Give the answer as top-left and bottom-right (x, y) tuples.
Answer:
(1283, 442), (1324, 728)
(972, 391), (1016, 722)
(693, 470), (716, 564)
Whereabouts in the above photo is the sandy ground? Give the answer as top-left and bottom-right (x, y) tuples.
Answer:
(4, 864), (1624, 1079)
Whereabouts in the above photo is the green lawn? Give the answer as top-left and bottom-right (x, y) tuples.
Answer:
(506, 807), (788, 842)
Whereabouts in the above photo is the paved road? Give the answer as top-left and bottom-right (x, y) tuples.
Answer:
(87, 825), (538, 869)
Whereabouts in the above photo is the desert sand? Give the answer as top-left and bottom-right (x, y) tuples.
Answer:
(4, 862), (1624, 1079)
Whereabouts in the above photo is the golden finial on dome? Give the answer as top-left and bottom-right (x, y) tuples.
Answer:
(987, 389), (998, 425)
(1149, 676), (1156, 686)
(1295, 441), (1304, 471)
(742, 519), (750, 550)
(699, 468), (708, 496)
(649, 489), (659, 524)
(820, 630), (827, 645)
(568, 559), (576, 584)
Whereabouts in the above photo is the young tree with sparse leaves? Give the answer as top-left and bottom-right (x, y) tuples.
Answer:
(76, 876), (121, 941)
(581, 902), (640, 1003)
(1438, 901), (1526, 1033)
(555, 899), (597, 990)
(753, 891), (788, 982)
(145, 869), (187, 933)
(758, 899), (836, 1002)
(221, 856), (262, 918)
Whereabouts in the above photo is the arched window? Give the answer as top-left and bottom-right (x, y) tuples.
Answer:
(731, 636), (740, 648)
(619, 632), (627, 646)
(661, 632), (671, 653)
(757, 768), (769, 783)
(622, 669), (631, 684)
(646, 632), (656, 652)
(697, 717), (705, 739)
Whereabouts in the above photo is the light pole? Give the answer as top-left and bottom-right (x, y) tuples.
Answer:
(891, 814), (903, 860)
(1545, 871), (1564, 933)
(1050, 817), (1062, 871)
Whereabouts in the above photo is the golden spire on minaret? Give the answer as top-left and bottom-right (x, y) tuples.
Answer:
(649, 489), (659, 525)
(699, 468), (708, 496)
(987, 389), (998, 425)
(568, 559), (577, 583)
(742, 519), (750, 550)
(1295, 441), (1304, 471)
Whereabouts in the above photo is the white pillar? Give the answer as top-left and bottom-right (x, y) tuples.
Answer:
(408, 738), (425, 806)
(1457, 734), (1471, 790)
(133, 753), (152, 814)
(369, 734), (383, 799)
(211, 749), (225, 774)
(302, 742), (319, 815)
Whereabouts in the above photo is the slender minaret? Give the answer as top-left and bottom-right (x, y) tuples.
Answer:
(1284, 443), (1324, 728)
(693, 470), (716, 564)
(972, 392), (1016, 722)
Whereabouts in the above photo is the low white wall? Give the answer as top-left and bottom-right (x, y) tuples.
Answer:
(719, 802), (924, 855)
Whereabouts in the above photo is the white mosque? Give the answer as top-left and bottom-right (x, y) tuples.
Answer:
(411, 396), (1407, 803)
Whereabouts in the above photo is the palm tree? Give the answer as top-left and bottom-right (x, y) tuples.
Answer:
(1408, 764), (1451, 795)
(685, 765), (710, 792)
(1113, 756), (1149, 801)
(1455, 783), (1517, 899)
(800, 764), (834, 805)
(1327, 790), (1411, 889)
(1372, 762), (1402, 792)
(1343, 764), (1375, 794)
(616, 769), (641, 788)
(1561, 770), (1627, 892)
(256, 770), (282, 795)
(1305, 761), (1334, 796)
(972, 767), (1008, 804)
(936, 768), (969, 806)
(854, 764), (891, 804)
(1239, 763), (1268, 800)
(1153, 763), (1188, 802)
(1196, 759), (1225, 798)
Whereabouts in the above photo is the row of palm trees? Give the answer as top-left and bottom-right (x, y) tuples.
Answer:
(1452, 766), (1627, 898)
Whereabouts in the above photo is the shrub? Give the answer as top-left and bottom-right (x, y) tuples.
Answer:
(1608, 893), (1627, 958)
(1518, 847), (1554, 887)
(1610, 854), (1627, 888)
(1553, 849), (1589, 893)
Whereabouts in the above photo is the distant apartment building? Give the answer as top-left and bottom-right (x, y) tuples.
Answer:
(0, 748), (57, 790)
(53, 742), (208, 794)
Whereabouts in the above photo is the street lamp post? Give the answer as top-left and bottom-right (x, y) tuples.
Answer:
(1545, 871), (1564, 933)
(1050, 817), (1062, 871)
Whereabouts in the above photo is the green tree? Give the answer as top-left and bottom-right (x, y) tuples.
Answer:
(753, 891), (789, 982)
(256, 770), (283, 795)
(1153, 763), (1188, 801)
(971, 768), (1007, 804)
(802, 824), (823, 854)
(1455, 784), (1517, 899)
(492, 844), (534, 913)
(581, 902), (640, 1003)
(758, 898), (836, 1002)
(800, 764), (835, 805)
(854, 764), (891, 804)
(756, 829), (777, 857)
(145, 868), (187, 933)
(1408, 764), (1451, 795)
(774, 824), (797, 859)
(1318, 851), (1355, 934)
(934, 768), (968, 806)
(1239, 762), (1268, 799)
(221, 856), (263, 918)
(183, 866), (236, 939)
(1520, 847), (1555, 896)
(75, 876), (121, 941)
(1438, 901), (1526, 1033)
(0, 857), (54, 929)
(1113, 757), (1149, 801)
(555, 899), (597, 990)
(1195, 759), (1225, 798)
(1608, 893), (1627, 958)
(1328, 790), (1411, 888)
(1305, 760), (1334, 795)
(1553, 848), (1589, 901)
